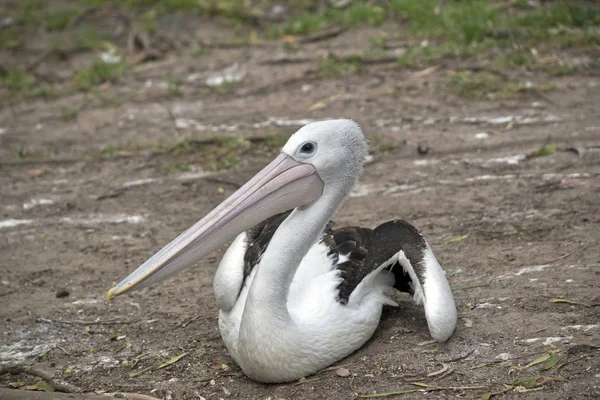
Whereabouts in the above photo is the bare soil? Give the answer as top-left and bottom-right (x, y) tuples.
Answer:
(1, 16), (600, 400)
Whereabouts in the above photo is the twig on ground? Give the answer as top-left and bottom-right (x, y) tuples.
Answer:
(319, 363), (358, 373)
(427, 363), (450, 377)
(56, 345), (71, 355)
(452, 283), (489, 291)
(1, 365), (82, 393)
(296, 24), (346, 44)
(107, 393), (162, 400)
(38, 317), (140, 326)
(530, 326), (550, 335)
(556, 354), (596, 370)
(544, 252), (572, 264)
(440, 349), (474, 363)
(261, 51), (399, 66)
(177, 315), (202, 328)
(356, 384), (487, 398)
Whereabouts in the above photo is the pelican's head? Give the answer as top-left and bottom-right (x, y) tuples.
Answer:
(106, 119), (367, 300)
(282, 119), (367, 189)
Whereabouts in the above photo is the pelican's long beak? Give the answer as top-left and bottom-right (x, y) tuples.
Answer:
(106, 153), (323, 301)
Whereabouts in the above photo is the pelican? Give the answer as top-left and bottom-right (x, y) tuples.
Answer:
(107, 119), (457, 383)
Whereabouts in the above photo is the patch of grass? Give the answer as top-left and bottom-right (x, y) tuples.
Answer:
(167, 75), (182, 96)
(391, 0), (500, 45)
(33, 84), (56, 98)
(17, 145), (27, 159)
(203, 137), (247, 170)
(139, 9), (158, 33)
(497, 49), (537, 68)
(191, 48), (209, 58)
(75, 61), (126, 90)
(397, 42), (473, 68)
(517, 1), (599, 33)
(319, 57), (363, 78)
(262, 133), (292, 148)
(0, 27), (21, 50)
(447, 70), (557, 100)
(0, 71), (33, 92)
(335, 2), (386, 27)
(281, 13), (329, 36)
(45, 10), (78, 31)
(163, 161), (190, 173)
(76, 29), (112, 51)
(91, 89), (124, 107)
(61, 108), (79, 121)
(100, 144), (118, 157)
(447, 70), (504, 99)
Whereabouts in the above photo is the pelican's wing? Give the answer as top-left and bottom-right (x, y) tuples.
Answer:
(322, 220), (457, 342)
(243, 211), (293, 279)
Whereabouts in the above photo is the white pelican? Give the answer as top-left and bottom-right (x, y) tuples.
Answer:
(107, 119), (457, 383)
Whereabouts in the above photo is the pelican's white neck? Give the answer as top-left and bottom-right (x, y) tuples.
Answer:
(237, 178), (357, 359)
(244, 181), (349, 314)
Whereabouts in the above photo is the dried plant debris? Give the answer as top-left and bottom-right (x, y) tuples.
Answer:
(443, 233), (469, 245)
(529, 143), (557, 158)
(156, 353), (188, 370)
(510, 375), (567, 389)
(548, 298), (591, 307)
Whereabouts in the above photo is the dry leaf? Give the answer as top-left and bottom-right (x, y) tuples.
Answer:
(357, 389), (422, 398)
(409, 65), (440, 80)
(9, 382), (25, 388)
(525, 353), (551, 368)
(409, 382), (433, 388)
(307, 95), (339, 111)
(157, 352), (187, 370)
(129, 366), (152, 377)
(548, 298), (588, 307)
(542, 352), (561, 370)
(22, 381), (55, 392)
(531, 143), (556, 158)
(335, 367), (351, 377)
(444, 234), (469, 245)
(512, 375), (566, 389)
(27, 169), (44, 176)
(210, 362), (230, 371)
(427, 363), (450, 377)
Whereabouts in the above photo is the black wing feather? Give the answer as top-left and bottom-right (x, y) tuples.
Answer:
(323, 220), (428, 304)
(243, 210), (292, 281)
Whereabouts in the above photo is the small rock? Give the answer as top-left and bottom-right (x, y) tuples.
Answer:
(335, 367), (351, 377)
(56, 288), (70, 298)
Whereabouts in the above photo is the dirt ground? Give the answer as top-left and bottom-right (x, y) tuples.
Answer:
(1, 10), (600, 400)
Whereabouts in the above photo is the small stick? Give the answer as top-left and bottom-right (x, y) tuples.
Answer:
(296, 24), (346, 44)
(319, 363), (358, 373)
(108, 393), (163, 400)
(440, 349), (474, 363)
(38, 317), (140, 325)
(56, 345), (71, 355)
(2, 366), (81, 393)
(556, 354), (596, 370)
(544, 252), (572, 264)
(452, 283), (490, 291)
(530, 326), (550, 335)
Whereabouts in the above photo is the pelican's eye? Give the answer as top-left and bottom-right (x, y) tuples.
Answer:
(295, 141), (317, 159)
